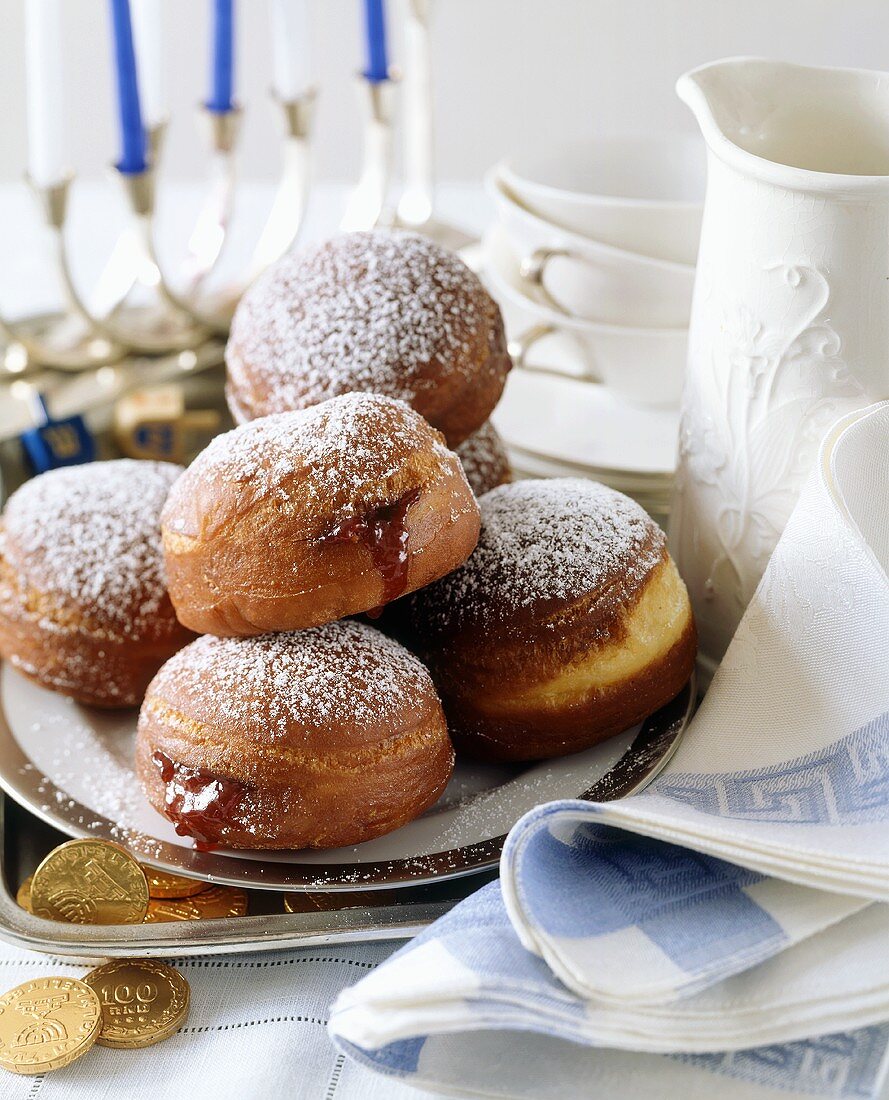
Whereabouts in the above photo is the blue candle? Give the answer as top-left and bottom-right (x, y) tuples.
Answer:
(108, 0), (147, 173)
(208, 0), (235, 112)
(362, 0), (388, 83)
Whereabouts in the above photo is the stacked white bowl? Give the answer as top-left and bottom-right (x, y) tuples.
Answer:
(482, 134), (705, 521)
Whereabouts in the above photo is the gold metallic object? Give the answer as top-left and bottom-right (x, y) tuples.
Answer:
(144, 885), (248, 922)
(141, 865), (211, 900)
(84, 959), (189, 1048)
(0, 977), (101, 1075)
(16, 875), (33, 913)
(30, 840), (149, 925)
(283, 889), (397, 913)
(199, 104), (243, 154)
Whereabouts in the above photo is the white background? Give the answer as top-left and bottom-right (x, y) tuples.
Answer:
(0, 0), (888, 184)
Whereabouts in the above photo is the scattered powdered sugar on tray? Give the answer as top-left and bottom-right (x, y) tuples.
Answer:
(149, 620), (437, 738)
(227, 229), (495, 411)
(1, 460), (182, 636)
(410, 477), (664, 633)
(164, 392), (453, 527)
(23, 708), (147, 833)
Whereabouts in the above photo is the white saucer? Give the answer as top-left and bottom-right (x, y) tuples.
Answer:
(492, 368), (678, 478)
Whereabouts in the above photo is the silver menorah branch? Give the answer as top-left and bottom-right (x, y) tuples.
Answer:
(341, 73), (398, 233)
(394, 0), (474, 250)
(1, 89), (317, 375)
(0, 177), (125, 373)
(181, 105), (243, 296)
(245, 88), (317, 285)
(2, 7), (474, 378)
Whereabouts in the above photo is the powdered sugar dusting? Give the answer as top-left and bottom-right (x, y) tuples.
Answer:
(2, 460), (182, 637)
(410, 478), (664, 633)
(456, 421), (511, 497)
(147, 620), (437, 739)
(226, 229), (497, 413)
(164, 392), (454, 527)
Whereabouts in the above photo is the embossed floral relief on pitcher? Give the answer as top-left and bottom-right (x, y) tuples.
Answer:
(675, 260), (864, 636)
(672, 58), (889, 677)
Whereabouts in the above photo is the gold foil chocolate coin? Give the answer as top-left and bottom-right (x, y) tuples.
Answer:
(16, 876), (33, 913)
(84, 960), (190, 1049)
(143, 885), (248, 922)
(283, 889), (395, 913)
(0, 977), (101, 1075)
(30, 840), (149, 925)
(140, 866), (210, 899)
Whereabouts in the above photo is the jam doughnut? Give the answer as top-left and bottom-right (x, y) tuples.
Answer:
(161, 392), (480, 636)
(406, 478), (696, 761)
(456, 421), (511, 497)
(0, 460), (192, 708)
(136, 621), (454, 850)
(225, 229), (512, 446)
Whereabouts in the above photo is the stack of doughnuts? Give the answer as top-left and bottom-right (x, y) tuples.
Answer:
(0, 229), (696, 855)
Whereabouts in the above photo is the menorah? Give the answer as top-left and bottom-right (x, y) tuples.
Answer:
(2, 0), (466, 378)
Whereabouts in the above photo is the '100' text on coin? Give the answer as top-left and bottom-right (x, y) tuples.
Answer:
(84, 960), (190, 1048)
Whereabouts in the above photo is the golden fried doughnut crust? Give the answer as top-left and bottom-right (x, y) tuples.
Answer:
(405, 478), (697, 761)
(225, 230), (512, 446)
(456, 421), (511, 497)
(136, 621), (454, 850)
(162, 393), (481, 636)
(0, 460), (192, 708)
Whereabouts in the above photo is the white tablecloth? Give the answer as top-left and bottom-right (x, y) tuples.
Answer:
(0, 940), (444, 1099)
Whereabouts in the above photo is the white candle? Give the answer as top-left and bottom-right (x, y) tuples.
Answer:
(131, 0), (166, 129)
(270, 0), (313, 101)
(24, 0), (66, 187)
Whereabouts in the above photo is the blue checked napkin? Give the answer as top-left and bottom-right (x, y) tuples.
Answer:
(329, 403), (889, 1099)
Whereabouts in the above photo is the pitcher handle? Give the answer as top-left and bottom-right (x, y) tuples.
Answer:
(519, 246), (585, 316)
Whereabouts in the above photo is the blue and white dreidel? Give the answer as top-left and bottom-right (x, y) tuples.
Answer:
(19, 391), (95, 475)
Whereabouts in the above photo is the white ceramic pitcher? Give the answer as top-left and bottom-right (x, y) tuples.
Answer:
(671, 57), (889, 680)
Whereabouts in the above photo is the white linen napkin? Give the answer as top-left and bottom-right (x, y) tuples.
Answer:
(329, 402), (889, 1098)
(571, 402), (889, 898)
(329, 881), (889, 1097)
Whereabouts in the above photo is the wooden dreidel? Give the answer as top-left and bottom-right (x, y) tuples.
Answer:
(113, 384), (221, 464)
(19, 392), (95, 475)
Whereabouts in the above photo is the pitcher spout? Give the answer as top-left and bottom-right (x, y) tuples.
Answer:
(677, 56), (889, 193)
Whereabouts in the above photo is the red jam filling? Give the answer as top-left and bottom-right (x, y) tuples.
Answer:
(151, 751), (247, 852)
(322, 488), (422, 607)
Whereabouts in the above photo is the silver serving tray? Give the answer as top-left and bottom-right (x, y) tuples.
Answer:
(0, 675), (694, 893)
(0, 794), (491, 958)
(0, 683), (693, 957)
